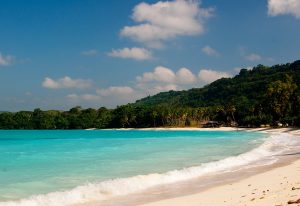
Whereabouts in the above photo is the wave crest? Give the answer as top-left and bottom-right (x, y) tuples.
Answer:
(1, 132), (299, 206)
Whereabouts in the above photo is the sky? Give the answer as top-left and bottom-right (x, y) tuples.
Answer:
(0, 0), (299, 111)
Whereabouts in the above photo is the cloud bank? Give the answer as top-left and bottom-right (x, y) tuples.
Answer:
(64, 66), (231, 107)
(121, 0), (214, 48)
(108, 47), (153, 60)
(136, 66), (197, 85)
(42, 76), (92, 89)
(268, 0), (300, 19)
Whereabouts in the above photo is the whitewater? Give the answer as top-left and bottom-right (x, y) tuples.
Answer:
(0, 130), (299, 206)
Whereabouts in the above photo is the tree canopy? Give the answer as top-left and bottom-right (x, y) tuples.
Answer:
(1, 60), (300, 129)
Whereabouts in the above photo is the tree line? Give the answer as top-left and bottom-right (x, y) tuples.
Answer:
(0, 60), (300, 129)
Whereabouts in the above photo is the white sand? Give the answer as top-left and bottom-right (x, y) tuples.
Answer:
(139, 159), (300, 206)
(125, 126), (300, 134)
(138, 127), (238, 131)
(138, 128), (300, 206)
(83, 127), (300, 206)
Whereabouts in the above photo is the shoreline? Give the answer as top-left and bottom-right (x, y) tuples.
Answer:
(78, 128), (300, 206)
(138, 158), (300, 206)
(1, 128), (299, 206)
(110, 126), (300, 133)
(83, 158), (300, 206)
(137, 128), (300, 206)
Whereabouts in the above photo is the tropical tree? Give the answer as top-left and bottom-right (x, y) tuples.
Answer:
(265, 75), (297, 121)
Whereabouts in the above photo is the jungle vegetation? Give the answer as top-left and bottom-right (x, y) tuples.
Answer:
(1, 60), (299, 129)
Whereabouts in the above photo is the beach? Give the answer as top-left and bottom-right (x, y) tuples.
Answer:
(136, 128), (300, 206)
(2, 1), (300, 205)
(74, 127), (300, 206)
(1, 128), (299, 206)
(139, 158), (300, 206)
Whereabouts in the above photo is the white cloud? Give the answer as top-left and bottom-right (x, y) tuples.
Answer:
(81, 49), (99, 56)
(198, 69), (231, 84)
(268, 0), (300, 19)
(61, 69), (195, 107)
(137, 66), (176, 83)
(42, 76), (92, 89)
(121, 0), (214, 47)
(176, 68), (197, 84)
(60, 66), (232, 108)
(0, 53), (14, 66)
(135, 66), (201, 97)
(202, 45), (219, 56)
(108, 47), (153, 60)
(136, 66), (197, 97)
(97, 86), (134, 96)
(245, 53), (262, 62)
(136, 66), (196, 85)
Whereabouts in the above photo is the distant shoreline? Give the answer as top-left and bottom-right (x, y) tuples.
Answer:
(107, 126), (300, 135)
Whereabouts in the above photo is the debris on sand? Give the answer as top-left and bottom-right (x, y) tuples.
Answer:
(287, 198), (300, 204)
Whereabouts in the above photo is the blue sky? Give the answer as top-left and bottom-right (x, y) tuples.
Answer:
(0, 0), (299, 111)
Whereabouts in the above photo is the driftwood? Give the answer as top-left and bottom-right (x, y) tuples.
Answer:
(288, 199), (300, 204)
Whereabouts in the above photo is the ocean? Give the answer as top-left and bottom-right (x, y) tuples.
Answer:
(0, 130), (298, 206)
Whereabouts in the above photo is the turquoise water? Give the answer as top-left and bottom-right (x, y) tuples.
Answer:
(0, 130), (267, 203)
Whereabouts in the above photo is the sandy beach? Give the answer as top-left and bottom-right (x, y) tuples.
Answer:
(139, 159), (300, 206)
(76, 127), (300, 206)
(137, 127), (300, 206)
(2, 128), (298, 206)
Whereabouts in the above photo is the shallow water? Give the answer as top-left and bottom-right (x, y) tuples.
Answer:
(1, 130), (296, 206)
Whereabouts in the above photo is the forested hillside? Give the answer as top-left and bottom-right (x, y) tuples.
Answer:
(135, 61), (300, 107)
(0, 60), (299, 129)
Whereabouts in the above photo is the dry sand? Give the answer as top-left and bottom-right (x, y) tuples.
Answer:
(138, 127), (300, 206)
(139, 159), (300, 206)
(83, 127), (300, 206)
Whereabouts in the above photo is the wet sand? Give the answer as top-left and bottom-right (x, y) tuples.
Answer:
(81, 128), (300, 206)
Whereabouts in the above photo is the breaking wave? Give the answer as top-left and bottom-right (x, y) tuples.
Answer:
(1, 132), (299, 206)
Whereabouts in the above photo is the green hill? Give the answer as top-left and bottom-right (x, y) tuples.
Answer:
(129, 60), (300, 127)
(0, 60), (299, 129)
(135, 60), (300, 108)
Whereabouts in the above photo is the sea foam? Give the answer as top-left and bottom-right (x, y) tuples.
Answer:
(1, 132), (299, 206)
